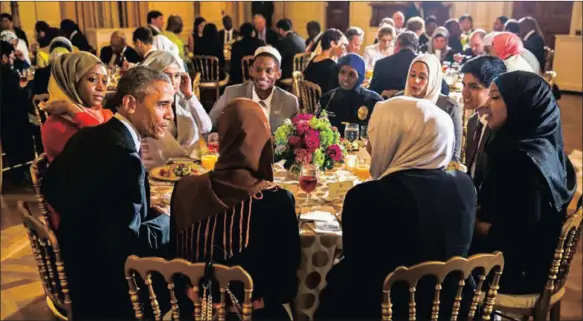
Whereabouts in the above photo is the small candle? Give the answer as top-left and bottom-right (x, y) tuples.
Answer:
(344, 155), (357, 171)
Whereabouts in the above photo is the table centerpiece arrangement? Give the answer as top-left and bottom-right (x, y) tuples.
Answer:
(274, 112), (344, 179)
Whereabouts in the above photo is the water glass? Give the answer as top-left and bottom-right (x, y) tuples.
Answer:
(344, 123), (359, 143)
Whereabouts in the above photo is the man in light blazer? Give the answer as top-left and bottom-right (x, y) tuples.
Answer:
(210, 46), (298, 133)
(460, 56), (507, 188)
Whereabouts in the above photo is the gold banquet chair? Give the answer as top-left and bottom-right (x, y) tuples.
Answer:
(192, 55), (230, 102)
(298, 80), (322, 115)
(241, 55), (254, 83)
(125, 255), (255, 320)
(544, 46), (555, 72)
(18, 201), (73, 321)
(382, 252), (505, 321)
(192, 72), (201, 101)
(30, 153), (52, 227)
(493, 199), (583, 321)
(280, 52), (314, 90)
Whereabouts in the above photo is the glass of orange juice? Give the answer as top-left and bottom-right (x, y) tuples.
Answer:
(201, 154), (218, 171)
(354, 159), (370, 182)
(365, 69), (373, 79)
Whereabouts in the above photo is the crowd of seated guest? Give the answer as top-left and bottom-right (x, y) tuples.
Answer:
(0, 8), (578, 321)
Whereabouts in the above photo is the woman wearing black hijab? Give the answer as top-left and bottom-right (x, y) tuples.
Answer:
(474, 71), (576, 294)
(195, 23), (226, 80)
(319, 53), (382, 136)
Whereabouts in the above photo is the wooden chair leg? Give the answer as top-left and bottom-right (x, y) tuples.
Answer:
(550, 301), (561, 321)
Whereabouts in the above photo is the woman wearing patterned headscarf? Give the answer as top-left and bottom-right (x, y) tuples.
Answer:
(491, 32), (534, 72)
(317, 96), (476, 320)
(140, 51), (212, 168)
(170, 98), (300, 320)
(0, 29), (30, 67)
(41, 52), (112, 162)
(319, 53), (382, 135)
(473, 71), (576, 294)
(427, 26), (455, 63)
(397, 54), (463, 161)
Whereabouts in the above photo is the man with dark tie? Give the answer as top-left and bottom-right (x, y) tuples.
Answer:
(99, 31), (141, 68)
(218, 15), (239, 46)
(42, 66), (174, 320)
(460, 56), (507, 187)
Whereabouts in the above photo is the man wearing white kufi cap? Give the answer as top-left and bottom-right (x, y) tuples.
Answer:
(209, 45), (299, 133)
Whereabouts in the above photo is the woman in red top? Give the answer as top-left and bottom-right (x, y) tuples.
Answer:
(41, 51), (113, 162)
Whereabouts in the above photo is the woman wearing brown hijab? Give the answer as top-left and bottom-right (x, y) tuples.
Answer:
(170, 98), (300, 319)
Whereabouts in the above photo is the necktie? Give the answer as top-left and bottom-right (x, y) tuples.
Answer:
(466, 119), (484, 170)
(227, 30), (231, 43)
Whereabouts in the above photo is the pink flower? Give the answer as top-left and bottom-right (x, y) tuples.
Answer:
(294, 148), (309, 164)
(289, 135), (301, 147)
(292, 114), (313, 124)
(326, 144), (343, 162)
(304, 130), (320, 153)
(296, 121), (310, 135)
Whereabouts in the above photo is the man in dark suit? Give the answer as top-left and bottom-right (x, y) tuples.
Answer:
(519, 17), (546, 71)
(252, 1), (274, 28)
(42, 66), (174, 320)
(100, 30), (142, 68)
(405, 2), (425, 21)
(229, 22), (265, 84)
(370, 31), (450, 98)
(460, 56), (506, 187)
(369, 31), (419, 97)
(218, 15), (239, 46)
(253, 13), (279, 47)
(275, 18), (305, 79)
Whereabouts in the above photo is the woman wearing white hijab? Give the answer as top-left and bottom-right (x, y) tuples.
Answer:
(140, 51), (212, 168)
(397, 53), (463, 161)
(317, 96), (476, 320)
(0, 29), (30, 65)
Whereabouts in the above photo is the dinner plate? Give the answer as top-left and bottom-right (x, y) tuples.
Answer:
(149, 161), (207, 182)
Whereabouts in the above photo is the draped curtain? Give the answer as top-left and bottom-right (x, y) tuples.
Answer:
(60, 1), (147, 32)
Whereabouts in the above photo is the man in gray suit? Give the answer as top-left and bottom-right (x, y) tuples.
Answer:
(210, 46), (299, 133)
(460, 56), (507, 188)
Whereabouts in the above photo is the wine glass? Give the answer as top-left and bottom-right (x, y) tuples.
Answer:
(207, 133), (219, 154)
(344, 123), (359, 143)
(299, 164), (319, 208)
(360, 125), (368, 144)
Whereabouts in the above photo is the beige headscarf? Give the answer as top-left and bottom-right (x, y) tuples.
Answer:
(404, 53), (443, 104)
(49, 51), (103, 107)
(141, 50), (182, 71)
(367, 96), (454, 180)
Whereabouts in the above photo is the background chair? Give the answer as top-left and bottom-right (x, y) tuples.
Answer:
(192, 55), (230, 108)
(30, 153), (52, 227)
(31, 94), (50, 126)
(382, 252), (505, 321)
(125, 255), (254, 320)
(241, 55), (254, 83)
(18, 201), (72, 321)
(297, 79), (322, 114)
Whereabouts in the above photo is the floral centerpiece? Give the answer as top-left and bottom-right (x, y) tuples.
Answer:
(274, 112), (344, 176)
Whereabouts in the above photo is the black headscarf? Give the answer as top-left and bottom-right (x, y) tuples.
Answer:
(488, 71), (572, 212)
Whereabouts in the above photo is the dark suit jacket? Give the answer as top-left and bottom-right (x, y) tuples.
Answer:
(370, 49), (450, 97)
(524, 33), (546, 71)
(14, 27), (29, 46)
(32, 66), (51, 95)
(99, 45), (142, 67)
(218, 28), (240, 45)
(465, 113), (491, 187)
(255, 28), (279, 47)
(42, 117), (170, 320)
(229, 37), (265, 84)
(277, 32), (306, 79)
(71, 32), (95, 54)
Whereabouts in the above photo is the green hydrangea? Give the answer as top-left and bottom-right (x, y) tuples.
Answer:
(274, 124), (292, 145)
(312, 149), (325, 168)
(319, 127), (335, 147)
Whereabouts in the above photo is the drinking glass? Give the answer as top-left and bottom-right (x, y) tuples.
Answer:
(360, 125), (368, 144)
(344, 123), (359, 143)
(207, 133), (219, 154)
(299, 164), (319, 207)
(201, 154), (218, 171)
(354, 159), (371, 182)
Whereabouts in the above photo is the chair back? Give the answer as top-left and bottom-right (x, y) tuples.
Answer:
(544, 46), (554, 72)
(32, 94), (50, 126)
(192, 72), (201, 100)
(18, 201), (73, 319)
(298, 80), (321, 114)
(293, 52), (314, 73)
(125, 255), (254, 320)
(30, 153), (52, 227)
(241, 55), (254, 83)
(543, 71), (557, 87)
(539, 200), (583, 306)
(292, 71), (304, 100)
(192, 55), (221, 83)
(382, 252), (505, 321)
